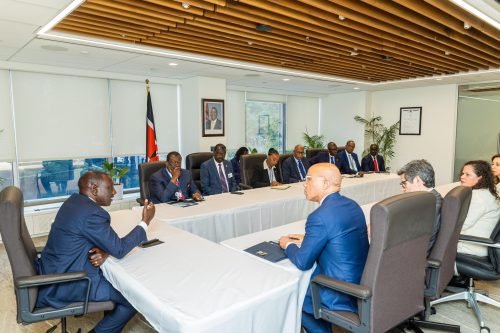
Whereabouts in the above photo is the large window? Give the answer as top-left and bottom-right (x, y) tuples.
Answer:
(0, 162), (14, 192)
(245, 100), (285, 153)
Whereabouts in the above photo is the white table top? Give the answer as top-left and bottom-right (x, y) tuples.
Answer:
(103, 210), (301, 333)
(138, 173), (400, 242)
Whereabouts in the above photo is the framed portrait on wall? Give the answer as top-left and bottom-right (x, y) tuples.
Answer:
(399, 107), (422, 135)
(202, 99), (224, 137)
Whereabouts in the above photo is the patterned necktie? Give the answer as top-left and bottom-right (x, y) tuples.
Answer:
(218, 163), (229, 192)
(348, 154), (357, 171)
(298, 160), (306, 179)
(373, 156), (379, 172)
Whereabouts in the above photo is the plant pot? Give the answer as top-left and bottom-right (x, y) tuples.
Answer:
(113, 183), (124, 201)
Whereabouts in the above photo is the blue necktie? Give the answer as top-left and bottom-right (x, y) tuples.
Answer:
(330, 156), (335, 164)
(298, 160), (306, 179)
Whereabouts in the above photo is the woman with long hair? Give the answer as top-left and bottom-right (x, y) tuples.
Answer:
(492, 154), (500, 192)
(458, 160), (500, 256)
(230, 146), (249, 186)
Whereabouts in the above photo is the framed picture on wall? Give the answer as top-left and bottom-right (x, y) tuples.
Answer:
(399, 107), (422, 135)
(202, 99), (225, 137)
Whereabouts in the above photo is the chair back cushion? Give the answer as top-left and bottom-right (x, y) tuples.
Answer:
(362, 191), (436, 333)
(0, 186), (38, 314)
(306, 148), (327, 159)
(138, 161), (165, 202)
(488, 217), (500, 273)
(240, 154), (267, 187)
(186, 152), (213, 192)
(278, 153), (292, 182)
(428, 186), (472, 295)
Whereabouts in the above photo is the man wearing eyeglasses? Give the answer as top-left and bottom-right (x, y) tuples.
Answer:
(397, 159), (441, 256)
(279, 163), (369, 333)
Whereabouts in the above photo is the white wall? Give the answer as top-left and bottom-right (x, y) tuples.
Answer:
(369, 84), (458, 185)
(320, 91), (367, 149)
(287, 95), (319, 149)
(0, 69), (15, 161)
(179, 76), (226, 155)
(226, 90), (246, 150)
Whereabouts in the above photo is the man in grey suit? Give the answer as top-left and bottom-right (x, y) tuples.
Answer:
(200, 143), (237, 195)
(398, 159), (441, 256)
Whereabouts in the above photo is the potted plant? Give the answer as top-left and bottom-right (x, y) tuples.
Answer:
(354, 115), (400, 168)
(102, 161), (129, 200)
(302, 130), (325, 149)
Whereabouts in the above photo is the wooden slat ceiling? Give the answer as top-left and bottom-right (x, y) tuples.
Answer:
(53, 0), (500, 82)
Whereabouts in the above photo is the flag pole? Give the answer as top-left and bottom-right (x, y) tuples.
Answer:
(145, 79), (150, 93)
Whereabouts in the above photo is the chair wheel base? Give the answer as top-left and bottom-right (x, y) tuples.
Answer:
(480, 327), (490, 333)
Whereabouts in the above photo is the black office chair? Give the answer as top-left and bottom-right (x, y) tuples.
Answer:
(407, 186), (472, 333)
(430, 216), (500, 333)
(136, 161), (164, 205)
(185, 152), (213, 193)
(0, 186), (114, 333)
(277, 153), (292, 184)
(239, 154), (266, 189)
(310, 192), (436, 333)
(306, 148), (327, 159)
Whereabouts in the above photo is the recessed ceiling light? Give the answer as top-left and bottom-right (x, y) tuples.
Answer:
(247, 41), (253, 45)
(168, 62), (178, 66)
(282, 78), (290, 81)
(181, 2), (190, 9)
(436, 78), (443, 81)
(353, 87), (360, 90)
(80, 50), (89, 54)
(463, 22), (471, 29)
(41, 45), (68, 52)
(445, 51), (451, 55)
(338, 15), (345, 20)
(350, 50), (358, 56)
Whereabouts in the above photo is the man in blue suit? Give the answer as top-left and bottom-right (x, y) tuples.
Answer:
(150, 151), (203, 203)
(338, 140), (361, 174)
(200, 143), (237, 195)
(309, 141), (348, 173)
(279, 163), (369, 333)
(282, 144), (311, 183)
(37, 171), (156, 333)
(361, 143), (386, 172)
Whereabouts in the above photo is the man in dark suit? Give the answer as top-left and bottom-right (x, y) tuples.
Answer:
(205, 107), (222, 130)
(279, 163), (369, 333)
(361, 143), (386, 172)
(150, 151), (203, 203)
(37, 171), (155, 333)
(338, 140), (361, 174)
(200, 143), (237, 195)
(281, 144), (310, 183)
(309, 141), (348, 173)
(397, 159), (441, 256)
(251, 148), (283, 188)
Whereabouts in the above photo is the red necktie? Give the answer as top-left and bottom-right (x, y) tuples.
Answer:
(373, 156), (379, 172)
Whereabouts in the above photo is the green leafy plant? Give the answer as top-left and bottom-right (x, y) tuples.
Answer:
(102, 161), (129, 184)
(302, 130), (325, 149)
(354, 115), (400, 165)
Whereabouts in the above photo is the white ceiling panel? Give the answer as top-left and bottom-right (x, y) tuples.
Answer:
(0, 19), (38, 48)
(10, 39), (141, 70)
(0, 0), (65, 25)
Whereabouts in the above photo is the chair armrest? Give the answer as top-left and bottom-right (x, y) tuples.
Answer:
(136, 198), (144, 206)
(459, 235), (500, 249)
(15, 272), (88, 288)
(239, 183), (253, 190)
(312, 274), (371, 300)
(427, 258), (441, 269)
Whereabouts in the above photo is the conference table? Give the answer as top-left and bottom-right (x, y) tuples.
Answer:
(137, 173), (401, 242)
(103, 210), (302, 333)
(219, 182), (462, 324)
